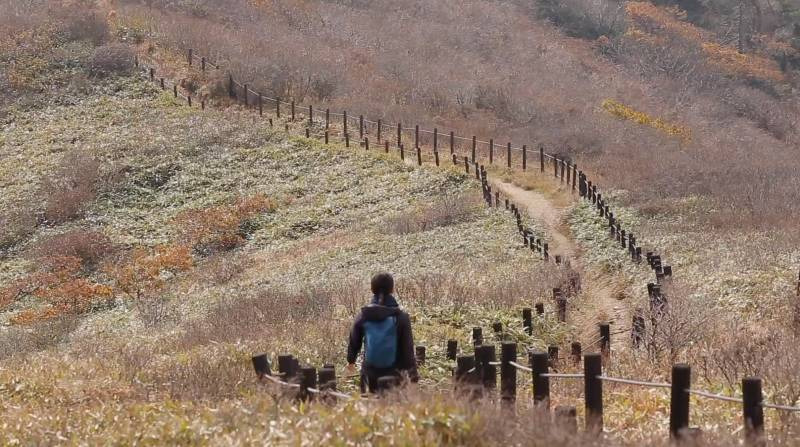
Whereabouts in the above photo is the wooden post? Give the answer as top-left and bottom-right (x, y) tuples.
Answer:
(345, 132), (350, 148)
(500, 342), (517, 404)
(447, 340), (458, 360)
(522, 308), (532, 335)
(548, 346), (559, 367)
(359, 115), (364, 139)
(201, 57), (206, 71)
(243, 84), (248, 105)
(472, 327), (483, 346)
(571, 342), (582, 366)
(531, 351), (550, 407)
(489, 139), (494, 164)
(259, 94), (263, 116)
(365, 137), (369, 151)
(476, 345), (497, 391)
(276, 97), (281, 117)
(572, 164), (577, 191)
(149, 68), (154, 81)
(434, 150), (439, 167)
(308, 105), (313, 124)
(325, 108), (330, 129)
(291, 100), (295, 121)
(600, 323), (611, 357)
(318, 367), (336, 391)
(278, 355), (297, 380)
(507, 142), (511, 168)
(343, 111), (348, 135)
(385, 141), (389, 153)
(450, 131), (454, 154)
(584, 354), (603, 431)
(299, 367), (317, 401)
(535, 302), (544, 315)
(471, 136), (476, 162)
(187, 48), (193, 65)
(464, 156), (469, 173)
(397, 122), (402, 146)
(325, 131), (329, 144)
(557, 296), (567, 322)
(416, 346), (426, 365)
(251, 354), (271, 378)
(566, 162), (571, 184)
(377, 119), (382, 141)
(522, 145), (527, 170)
(188, 95), (192, 107)
(416, 146), (422, 166)
(455, 355), (479, 395)
(742, 377), (765, 444)
(433, 128), (438, 153)
(415, 125), (419, 149)
(670, 364), (691, 439)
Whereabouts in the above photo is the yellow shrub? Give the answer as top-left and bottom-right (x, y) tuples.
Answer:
(601, 99), (691, 141)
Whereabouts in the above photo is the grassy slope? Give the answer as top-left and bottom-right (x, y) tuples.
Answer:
(0, 76), (588, 444)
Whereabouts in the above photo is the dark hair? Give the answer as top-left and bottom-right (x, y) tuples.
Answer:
(371, 272), (394, 299)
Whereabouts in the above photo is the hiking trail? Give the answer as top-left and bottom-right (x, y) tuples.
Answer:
(492, 180), (630, 350)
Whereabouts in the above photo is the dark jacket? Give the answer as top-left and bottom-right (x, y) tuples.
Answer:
(347, 295), (418, 384)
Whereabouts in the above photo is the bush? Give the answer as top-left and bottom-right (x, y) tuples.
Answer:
(89, 43), (135, 77)
(536, 0), (625, 39)
(384, 194), (479, 235)
(0, 208), (35, 250)
(27, 230), (114, 271)
(39, 152), (102, 224)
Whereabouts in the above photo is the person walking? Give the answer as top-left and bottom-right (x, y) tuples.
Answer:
(346, 272), (418, 393)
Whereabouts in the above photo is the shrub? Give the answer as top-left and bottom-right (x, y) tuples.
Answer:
(108, 244), (193, 301)
(0, 208), (35, 250)
(536, 0), (625, 39)
(384, 194), (479, 235)
(175, 194), (276, 255)
(89, 43), (135, 77)
(39, 152), (103, 224)
(28, 229), (114, 271)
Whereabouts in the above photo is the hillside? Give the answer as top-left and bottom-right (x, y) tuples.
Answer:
(2, 0), (800, 445)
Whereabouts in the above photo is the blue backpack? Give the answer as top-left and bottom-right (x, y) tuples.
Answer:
(363, 316), (398, 368)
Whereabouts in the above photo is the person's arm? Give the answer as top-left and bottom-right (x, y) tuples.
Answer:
(347, 314), (365, 365)
(397, 312), (419, 382)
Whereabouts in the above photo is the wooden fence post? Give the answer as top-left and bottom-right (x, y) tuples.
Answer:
(397, 123), (402, 146)
(571, 342), (582, 366)
(450, 131), (455, 154)
(584, 353), (603, 431)
(433, 128), (438, 153)
(572, 164), (577, 191)
(345, 132), (350, 148)
(318, 367), (337, 391)
(500, 342), (517, 404)
(599, 323), (611, 357)
(535, 302), (544, 315)
(299, 367), (317, 401)
(489, 139), (494, 164)
(415, 124), (419, 149)
(359, 115), (364, 139)
(471, 136), (477, 163)
(325, 108), (330, 129)
(434, 150), (440, 167)
(416, 146), (422, 166)
(416, 346), (426, 365)
(343, 111), (348, 135)
(385, 140), (389, 153)
(276, 97), (281, 117)
(522, 308), (532, 335)
(540, 146), (545, 172)
(472, 327), (483, 346)
(308, 105), (313, 124)
(377, 119), (381, 141)
(278, 355), (297, 380)
(325, 131), (329, 144)
(447, 340), (458, 360)
(670, 364), (691, 439)
(743, 377), (765, 445)
(251, 354), (271, 378)
(291, 100), (295, 121)
(476, 345), (497, 391)
(464, 156), (469, 173)
(365, 137), (369, 151)
(492, 322), (502, 334)
(531, 351), (550, 407)
(507, 142), (512, 168)
(522, 145), (527, 170)
(187, 48), (192, 65)
(259, 94), (263, 116)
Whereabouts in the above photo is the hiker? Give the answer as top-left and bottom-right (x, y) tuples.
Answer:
(346, 272), (418, 393)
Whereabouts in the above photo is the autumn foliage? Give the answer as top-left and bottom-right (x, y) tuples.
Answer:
(175, 194), (276, 254)
(108, 244), (193, 301)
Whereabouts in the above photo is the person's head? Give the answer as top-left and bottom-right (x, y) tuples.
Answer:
(371, 272), (394, 301)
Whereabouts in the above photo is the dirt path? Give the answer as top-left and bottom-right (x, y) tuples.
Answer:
(492, 180), (630, 348)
